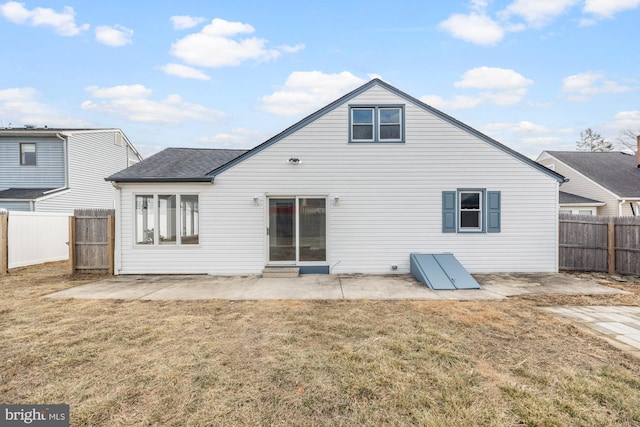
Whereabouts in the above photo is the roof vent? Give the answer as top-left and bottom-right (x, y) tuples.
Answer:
(24, 124), (36, 129)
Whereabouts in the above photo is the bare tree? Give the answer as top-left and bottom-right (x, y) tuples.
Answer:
(613, 129), (640, 152)
(576, 128), (613, 152)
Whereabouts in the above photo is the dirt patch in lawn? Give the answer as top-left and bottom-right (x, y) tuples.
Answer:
(2, 263), (640, 426)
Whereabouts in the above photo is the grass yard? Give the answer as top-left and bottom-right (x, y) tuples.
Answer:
(2, 262), (640, 426)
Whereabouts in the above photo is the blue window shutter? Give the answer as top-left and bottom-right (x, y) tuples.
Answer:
(442, 191), (456, 233)
(487, 191), (501, 233)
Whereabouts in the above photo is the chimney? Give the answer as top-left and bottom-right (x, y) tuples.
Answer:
(637, 135), (640, 167)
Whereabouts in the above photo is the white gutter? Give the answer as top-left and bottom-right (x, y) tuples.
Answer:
(56, 132), (70, 189)
(619, 199), (626, 216)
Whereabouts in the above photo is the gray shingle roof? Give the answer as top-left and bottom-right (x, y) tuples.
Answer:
(559, 191), (603, 205)
(106, 148), (247, 182)
(547, 151), (640, 198)
(0, 188), (57, 199)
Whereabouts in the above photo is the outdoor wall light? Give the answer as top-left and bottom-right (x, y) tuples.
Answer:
(334, 196), (340, 206)
(253, 196), (260, 206)
(288, 157), (301, 165)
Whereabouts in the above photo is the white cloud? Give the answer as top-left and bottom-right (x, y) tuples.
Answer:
(521, 136), (563, 145)
(471, 0), (489, 12)
(85, 84), (151, 99)
(0, 1), (89, 36)
(500, 0), (580, 28)
(420, 94), (483, 110)
(171, 15), (206, 30)
(479, 121), (571, 157)
(196, 128), (265, 148)
(170, 18), (304, 68)
(483, 121), (550, 134)
(160, 63), (210, 80)
(438, 13), (504, 45)
(455, 66), (533, 90)
(259, 71), (366, 116)
(0, 86), (91, 127)
(423, 67), (533, 110)
(441, 0), (640, 45)
(561, 71), (634, 101)
(584, 0), (640, 17)
(95, 24), (133, 47)
(81, 84), (225, 124)
(608, 110), (640, 130)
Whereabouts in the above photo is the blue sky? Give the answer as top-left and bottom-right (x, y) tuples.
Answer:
(0, 0), (639, 158)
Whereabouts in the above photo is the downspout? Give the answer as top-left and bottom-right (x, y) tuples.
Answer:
(32, 133), (72, 206)
(619, 199), (626, 216)
(56, 133), (69, 189)
(29, 133), (70, 212)
(111, 181), (121, 275)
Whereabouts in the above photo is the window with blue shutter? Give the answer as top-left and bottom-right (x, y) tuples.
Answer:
(442, 190), (501, 234)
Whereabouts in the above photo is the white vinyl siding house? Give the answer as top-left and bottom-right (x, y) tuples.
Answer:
(110, 80), (563, 275)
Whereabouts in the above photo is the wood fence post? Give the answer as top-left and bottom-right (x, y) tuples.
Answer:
(608, 221), (615, 274)
(0, 214), (7, 275)
(69, 216), (76, 275)
(107, 215), (114, 275)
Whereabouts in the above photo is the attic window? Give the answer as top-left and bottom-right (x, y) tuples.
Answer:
(349, 105), (404, 143)
(20, 143), (36, 165)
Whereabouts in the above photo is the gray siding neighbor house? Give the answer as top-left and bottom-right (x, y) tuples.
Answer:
(0, 127), (142, 212)
(538, 150), (640, 216)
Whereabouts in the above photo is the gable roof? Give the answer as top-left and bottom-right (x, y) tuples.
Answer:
(559, 191), (604, 205)
(545, 151), (640, 198)
(107, 79), (565, 183)
(106, 148), (247, 183)
(0, 188), (58, 200)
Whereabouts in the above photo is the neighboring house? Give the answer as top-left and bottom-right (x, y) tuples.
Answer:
(537, 150), (640, 216)
(0, 127), (142, 212)
(558, 191), (605, 215)
(106, 79), (565, 276)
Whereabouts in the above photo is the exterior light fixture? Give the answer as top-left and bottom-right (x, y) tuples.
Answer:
(253, 196), (260, 206)
(288, 158), (300, 165)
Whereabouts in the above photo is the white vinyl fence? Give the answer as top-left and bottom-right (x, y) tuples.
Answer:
(7, 211), (71, 269)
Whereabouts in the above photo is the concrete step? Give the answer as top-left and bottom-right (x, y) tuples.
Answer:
(262, 267), (300, 278)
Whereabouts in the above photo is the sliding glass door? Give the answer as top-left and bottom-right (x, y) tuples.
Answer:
(268, 197), (326, 263)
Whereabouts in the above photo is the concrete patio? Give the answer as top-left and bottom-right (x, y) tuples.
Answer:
(46, 272), (626, 301)
(47, 272), (640, 357)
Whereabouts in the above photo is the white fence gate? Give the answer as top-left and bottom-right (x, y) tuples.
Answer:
(6, 211), (71, 269)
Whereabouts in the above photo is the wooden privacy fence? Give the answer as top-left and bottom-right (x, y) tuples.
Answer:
(69, 209), (115, 274)
(559, 214), (640, 275)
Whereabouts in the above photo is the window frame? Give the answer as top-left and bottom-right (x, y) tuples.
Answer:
(134, 193), (200, 246)
(559, 208), (595, 216)
(458, 190), (483, 232)
(349, 105), (404, 143)
(20, 142), (37, 166)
